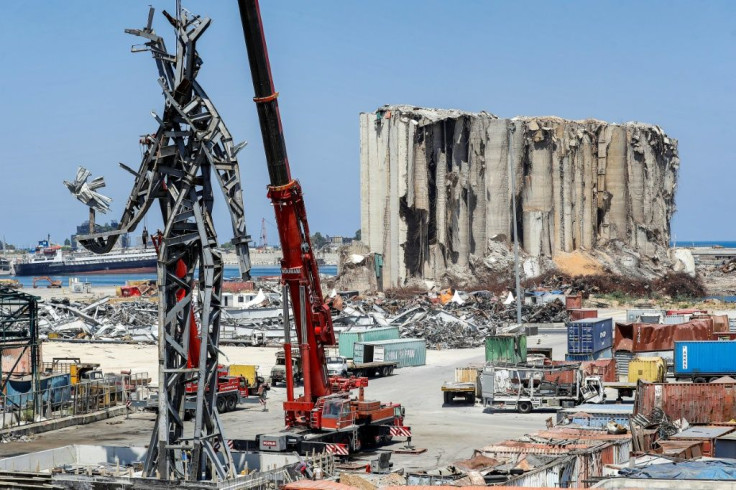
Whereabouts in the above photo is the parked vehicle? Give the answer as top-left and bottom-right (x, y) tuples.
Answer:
(441, 367), (482, 404)
(480, 364), (604, 413)
(674, 341), (736, 382)
(270, 349), (302, 385)
(326, 356), (397, 378)
(183, 367), (254, 415)
(228, 364), (267, 396)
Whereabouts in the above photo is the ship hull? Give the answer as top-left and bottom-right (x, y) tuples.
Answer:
(13, 257), (157, 276)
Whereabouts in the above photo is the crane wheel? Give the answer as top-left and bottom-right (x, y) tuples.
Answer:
(226, 394), (238, 412)
(518, 401), (533, 414)
(216, 395), (228, 413)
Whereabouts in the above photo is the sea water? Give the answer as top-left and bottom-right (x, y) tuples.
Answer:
(9, 264), (337, 289)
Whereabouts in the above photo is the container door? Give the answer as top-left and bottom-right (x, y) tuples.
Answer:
(374, 346), (385, 362)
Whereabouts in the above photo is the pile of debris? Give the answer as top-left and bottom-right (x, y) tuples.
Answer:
(331, 289), (569, 349)
(39, 297), (158, 342)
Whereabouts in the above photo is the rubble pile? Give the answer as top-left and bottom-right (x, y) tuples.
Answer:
(39, 297), (158, 342)
(333, 289), (569, 349)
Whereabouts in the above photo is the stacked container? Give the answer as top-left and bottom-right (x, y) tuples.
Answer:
(565, 318), (613, 361)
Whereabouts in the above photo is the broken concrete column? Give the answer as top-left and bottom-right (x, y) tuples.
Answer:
(360, 106), (679, 288)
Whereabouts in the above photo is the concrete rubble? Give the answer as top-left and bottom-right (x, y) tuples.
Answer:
(359, 105), (680, 288)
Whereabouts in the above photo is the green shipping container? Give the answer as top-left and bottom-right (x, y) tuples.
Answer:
(337, 326), (400, 358)
(485, 335), (527, 364)
(353, 339), (426, 367)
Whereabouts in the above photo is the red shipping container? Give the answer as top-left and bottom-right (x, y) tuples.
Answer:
(635, 382), (736, 424)
(581, 358), (617, 382)
(614, 318), (714, 352)
(666, 308), (707, 316)
(569, 309), (598, 321)
(565, 294), (582, 310)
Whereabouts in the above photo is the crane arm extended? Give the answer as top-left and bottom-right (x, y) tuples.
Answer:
(237, 0), (335, 411)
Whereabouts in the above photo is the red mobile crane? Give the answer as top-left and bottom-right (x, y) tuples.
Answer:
(237, 0), (409, 454)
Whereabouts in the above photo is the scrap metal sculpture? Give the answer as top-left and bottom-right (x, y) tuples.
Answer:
(64, 167), (112, 214)
(71, 6), (251, 481)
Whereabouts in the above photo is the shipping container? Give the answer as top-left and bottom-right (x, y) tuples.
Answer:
(565, 294), (582, 310)
(666, 308), (707, 316)
(635, 382), (736, 424)
(639, 314), (662, 324)
(715, 433), (736, 459)
(565, 348), (612, 362)
(626, 309), (664, 323)
(674, 341), (736, 381)
(627, 357), (666, 383)
(567, 318), (613, 354)
(353, 339), (426, 367)
(614, 318), (713, 353)
(336, 326), (399, 358)
(670, 426), (735, 457)
(569, 309), (597, 321)
(582, 358), (617, 382)
(663, 314), (688, 324)
(485, 334), (527, 364)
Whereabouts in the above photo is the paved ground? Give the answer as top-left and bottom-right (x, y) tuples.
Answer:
(0, 329), (570, 472)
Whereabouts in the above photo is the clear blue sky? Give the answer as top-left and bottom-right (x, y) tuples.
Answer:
(1, 1), (733, 249)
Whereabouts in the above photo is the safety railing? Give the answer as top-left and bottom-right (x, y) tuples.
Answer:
(0, 373), (150, 430)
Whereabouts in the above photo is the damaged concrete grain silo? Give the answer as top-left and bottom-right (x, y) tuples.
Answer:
(359, 106), (679, 289)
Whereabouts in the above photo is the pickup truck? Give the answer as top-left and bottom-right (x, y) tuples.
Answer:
(326, 356), (397, 378)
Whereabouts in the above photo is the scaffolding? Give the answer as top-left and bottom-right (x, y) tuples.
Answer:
(0, 286), (40, 416)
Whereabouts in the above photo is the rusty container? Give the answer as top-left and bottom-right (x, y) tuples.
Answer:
(635, 381), (736, 424)
(569, 309), (598, 321)
(581, 358), (617, 382)
(565, 294), (583, 310)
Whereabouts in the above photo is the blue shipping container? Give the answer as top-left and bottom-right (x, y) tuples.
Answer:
(565, 347), (613, 362)
(674, 341), (736, 378)
(567, 318), (613, 354)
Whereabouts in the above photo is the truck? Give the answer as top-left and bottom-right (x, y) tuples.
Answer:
(228, 364), (266, 396)
(442, 366), (483, 404)
(480, 363), (605, 413)
(236, 0), (410, 456)
(326, 356), (397, 378)
(270, 349), (302, 385)
(674, 340), (736, 382)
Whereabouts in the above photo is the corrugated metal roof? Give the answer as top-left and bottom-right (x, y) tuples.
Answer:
(671, 426), (735, 440)
(559, 403), (634, 414)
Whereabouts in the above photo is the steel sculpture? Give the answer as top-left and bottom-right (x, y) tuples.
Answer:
(70, 6), (251, 481)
